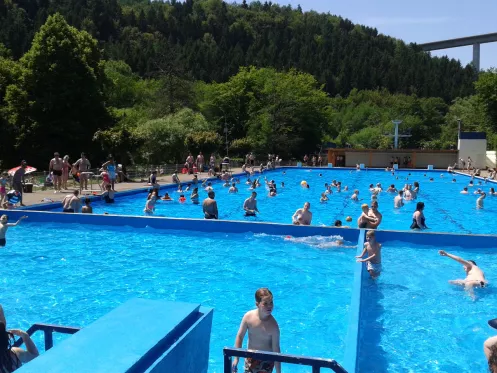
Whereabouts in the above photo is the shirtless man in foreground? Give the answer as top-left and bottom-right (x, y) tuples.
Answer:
(232, 288), (281, 373)
(292, 202), (312, 225)
(62, 190), (81, 213)
(439, 250), (487, 297)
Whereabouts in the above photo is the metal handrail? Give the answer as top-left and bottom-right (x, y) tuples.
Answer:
(13, 323), (80, 351)
(223, 347), (348, 373)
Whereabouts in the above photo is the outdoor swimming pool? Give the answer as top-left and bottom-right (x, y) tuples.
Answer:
(357, 241), (497, 373)
(45, 168), (497, 235)
(0, 223), (355, 373)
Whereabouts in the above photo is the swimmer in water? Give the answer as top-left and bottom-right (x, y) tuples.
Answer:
(229, 183), (238, 193)
(190, 188), (199, 204)
(292, 202), (312, 225)
(243, 191), (259, 216)
(0, 215), (28, 247)
(357, 204), (376, 228)
(477, 192), (486, 209)
(394, 190), (404, 208)
(461, 187), (469, 194)
(351, 190), (359, 201)
(439, 250), (487, 298)
(320, 192), (328, 202)
(386, 184), (397, 193)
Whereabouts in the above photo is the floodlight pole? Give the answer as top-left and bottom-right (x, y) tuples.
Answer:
(392, 120), (403, 149)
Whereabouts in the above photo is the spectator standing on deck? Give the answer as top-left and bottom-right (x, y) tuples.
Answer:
(12, 161), (27, 207)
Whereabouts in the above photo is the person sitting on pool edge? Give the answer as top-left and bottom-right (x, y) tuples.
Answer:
(292, 202), (312, 225)
(439, 250), (487, 295)
(231, 288), (281, 373)
(0, 304), (40, 371)
(243, 192), (259, 216)
(356, 230), (382, 279)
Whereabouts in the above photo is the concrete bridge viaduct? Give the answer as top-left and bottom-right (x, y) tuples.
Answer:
(419, 32), (497, 71)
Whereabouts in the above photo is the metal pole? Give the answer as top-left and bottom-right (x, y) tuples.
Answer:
(223, 354), (232, 373)
(473, 43), (480, 72)
(392, 120), (403, 149)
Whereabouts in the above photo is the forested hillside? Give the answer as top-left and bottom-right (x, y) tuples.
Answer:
(1, 0), (475, 100)
(0, 1), (496, 169)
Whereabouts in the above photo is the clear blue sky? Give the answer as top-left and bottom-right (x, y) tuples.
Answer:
(267, 0), (497, 70)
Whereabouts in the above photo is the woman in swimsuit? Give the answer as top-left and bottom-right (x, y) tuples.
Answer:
(411, 201), (429, 229)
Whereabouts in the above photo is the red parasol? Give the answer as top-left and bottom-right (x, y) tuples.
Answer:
(7, 165), (37, 176)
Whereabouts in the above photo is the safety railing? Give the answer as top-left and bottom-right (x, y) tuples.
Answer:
(223, 347), (348, 373)
(13, 323), (80, 351)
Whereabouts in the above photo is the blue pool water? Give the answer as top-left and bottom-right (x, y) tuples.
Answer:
(0, 223), (355, 372)
(53, 169), (497, 235)
(357, 241), (497, 372)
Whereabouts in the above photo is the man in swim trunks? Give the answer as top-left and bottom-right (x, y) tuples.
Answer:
(0, 215), (27, 247)
(196, 152), (204, 174)
(367, 201), (382, 229)
(62, 190), (81, 213)
(232, 288), (281, 373)
(243, 192), (259, 216)
(49, 152), (63, 193)
(356, 230), (382, 279)
(439, 250), (487, 295)
(202, 191), (218, 219)
(292, 202), (312, 225)
(74, 153), (91, 191)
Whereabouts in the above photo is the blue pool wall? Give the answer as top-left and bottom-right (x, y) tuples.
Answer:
(17, 298), (214, 373)
(3, 210), (361, 241)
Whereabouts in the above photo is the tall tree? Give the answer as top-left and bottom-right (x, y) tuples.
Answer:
(5, 13), (113, 166)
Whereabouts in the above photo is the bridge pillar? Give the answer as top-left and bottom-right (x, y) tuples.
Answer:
(473, 43), (480, 72)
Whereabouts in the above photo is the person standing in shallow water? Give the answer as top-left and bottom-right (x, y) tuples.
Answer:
(410, 202), (428, 229)
(202, 191), (218, 219)
(0, 215), (27, 247)
(232, 288), (281, 373)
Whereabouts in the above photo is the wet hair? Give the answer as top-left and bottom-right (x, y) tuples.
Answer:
(0, 322), (20, 372)
(84, 198), (90, 205)
(255, 288), (273, 303)
(468, 260), (477, 266)
(399, 190), (403, 195)
(366, 230), (375, 238)
(416, 202), (425, 211)
(414, 182), (419, 188)
(334, 220), (342, 227)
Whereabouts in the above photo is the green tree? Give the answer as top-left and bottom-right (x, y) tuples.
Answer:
(132, 108), (214, 163)
(4, 13), (113, 166)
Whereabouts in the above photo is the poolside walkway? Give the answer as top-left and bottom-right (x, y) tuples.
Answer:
(15, 168), (245, 208)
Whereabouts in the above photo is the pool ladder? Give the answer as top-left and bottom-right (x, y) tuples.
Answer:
(223, 347), (348, 373)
